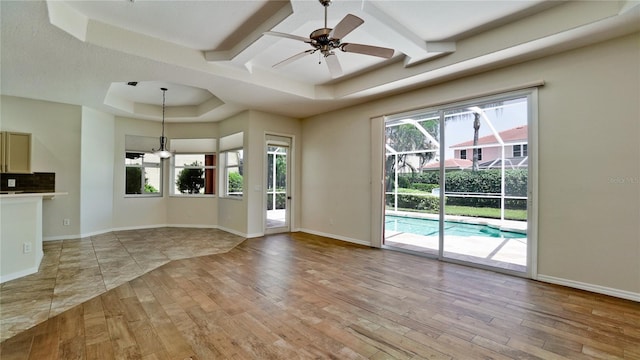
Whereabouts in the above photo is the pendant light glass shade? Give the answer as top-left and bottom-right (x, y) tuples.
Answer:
(153, 87), (172, 159)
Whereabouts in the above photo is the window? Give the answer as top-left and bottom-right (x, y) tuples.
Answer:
(125, 152), (162, 196)
(460, 149), (467, 159)
(219, 132), (244, 198)
(172, 154), (216, 195)
(223, 150), (243, 197)
(513, 144), (528, 157)
(170, 138), (217, 196)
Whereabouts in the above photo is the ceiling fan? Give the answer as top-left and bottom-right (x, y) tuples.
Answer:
(264, 0), (394, 78)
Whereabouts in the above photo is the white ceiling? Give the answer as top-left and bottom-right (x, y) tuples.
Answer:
(1, 0), (639, 122)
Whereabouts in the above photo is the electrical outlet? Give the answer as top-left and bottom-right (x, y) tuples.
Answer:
(23, 242), (32, 254)
(63, 218), (70, 226)
(8, 179), (16, 187)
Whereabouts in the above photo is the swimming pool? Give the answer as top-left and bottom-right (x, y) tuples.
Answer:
(385, 215), (526, 239)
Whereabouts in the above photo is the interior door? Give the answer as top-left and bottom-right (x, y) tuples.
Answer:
(265, 135), (291, 234)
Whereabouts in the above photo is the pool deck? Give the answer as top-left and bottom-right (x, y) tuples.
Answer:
(385, 211), (528, 272)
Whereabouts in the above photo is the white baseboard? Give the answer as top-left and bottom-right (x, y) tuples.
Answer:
(43, 223), (224, 241)
(537, 274), (640, 302)
(216, 225), (247, 238)
(0, 265), (39, 283)
(165, 224), (218, 229)
(43, 234), (81, 241)
(298, 228), (372, 247)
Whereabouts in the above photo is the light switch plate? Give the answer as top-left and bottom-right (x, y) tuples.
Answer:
(8, 179), (16, 187)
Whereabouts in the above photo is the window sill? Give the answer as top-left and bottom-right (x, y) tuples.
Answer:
(169, 194), (216, 198)
(220, 196), (243, 201)
(124, 194), (163, 198)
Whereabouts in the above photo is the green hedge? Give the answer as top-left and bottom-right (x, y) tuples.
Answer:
(386, 190), (440, 212)
(267, 192), (286, 210)
(410, 183), (439, 192)
(395, 169), (528, 209)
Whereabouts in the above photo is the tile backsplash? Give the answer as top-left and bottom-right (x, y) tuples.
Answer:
(0, 172), (55, 192)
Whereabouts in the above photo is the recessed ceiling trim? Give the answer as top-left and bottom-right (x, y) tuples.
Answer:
(361, 0), (456, 66)
(336, 5), (640, 100)
(204, 1), (294, 62)
(46, 1), (88, 41)
(57, 13), (320, 100)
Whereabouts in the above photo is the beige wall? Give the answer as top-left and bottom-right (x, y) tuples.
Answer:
(81, 107), (115, 235)
(1, 95), (82, 239)
(301, 33), (640, 296)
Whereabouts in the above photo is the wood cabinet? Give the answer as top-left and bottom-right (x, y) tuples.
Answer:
(0, 131), (32, 173)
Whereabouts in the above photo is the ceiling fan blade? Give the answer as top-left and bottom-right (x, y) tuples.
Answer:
(341, 43), (394, 59)
(325, 53), (343, 78)
(273, 49), (315, 69)
(263, 31), (310, 43)
(329, 14), (364, 40)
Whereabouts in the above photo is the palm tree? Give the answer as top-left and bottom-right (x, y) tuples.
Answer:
(472, 112), (481, 172)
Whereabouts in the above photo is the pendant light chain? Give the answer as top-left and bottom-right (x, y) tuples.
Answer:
(154, 87), (171, 158)
(161, 87), (167, 139)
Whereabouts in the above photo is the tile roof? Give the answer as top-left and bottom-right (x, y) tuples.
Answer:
(451, 125), (528, 148)
(423, 158), (473, 170)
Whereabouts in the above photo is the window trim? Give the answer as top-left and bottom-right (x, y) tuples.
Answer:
(221, 148), (244, 199)
(124, 151), (163, 198)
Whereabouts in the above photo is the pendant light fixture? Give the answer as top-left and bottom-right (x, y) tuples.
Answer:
(153, 87), (172, 159)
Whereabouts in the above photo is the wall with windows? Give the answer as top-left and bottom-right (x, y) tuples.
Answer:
(301, 33), (640, 297)
(0, 95), (82, 239)
(80, 107), (115, 235)
(112, 117), (168, 230)
(216, 111), (249, 236)
(165, 122), (218, 227)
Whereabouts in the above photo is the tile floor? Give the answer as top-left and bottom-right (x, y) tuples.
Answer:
(0, 227), (244, 342)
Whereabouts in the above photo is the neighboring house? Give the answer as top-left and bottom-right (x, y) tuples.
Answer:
(450, 125), (528, 170)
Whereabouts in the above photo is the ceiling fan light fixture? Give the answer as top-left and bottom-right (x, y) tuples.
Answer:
(264, 0), (394, 78)
(152, 87), (172, 159)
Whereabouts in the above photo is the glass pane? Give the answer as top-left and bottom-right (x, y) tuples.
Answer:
(267, 145), (288, 229)
(143, 167), (161, 193)
(143, 153), (161, 165)
(227, 166), (243, 197)
(125, 152), (143, 165)
(275, 152), (287, 189)
(267, 153), (274, 191)
(226, 150), (243, 166)
(442, 97), (528, 272)
(174, 167), (205, 194)
(384, 112), (441, 255)
(174, 154), (205, 167)
(125, 166), (143, 194)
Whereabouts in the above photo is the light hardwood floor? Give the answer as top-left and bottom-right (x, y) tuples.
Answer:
(1, 231), (639, 359)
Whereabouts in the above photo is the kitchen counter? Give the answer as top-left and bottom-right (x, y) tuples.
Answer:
(0, 192), (67, 283)
(0, 191), (67, 199)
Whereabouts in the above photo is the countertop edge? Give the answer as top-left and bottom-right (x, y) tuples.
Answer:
(0, 192), (68, 199)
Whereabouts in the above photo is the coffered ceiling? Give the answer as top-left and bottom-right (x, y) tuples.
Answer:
(1, 0), (639, 122)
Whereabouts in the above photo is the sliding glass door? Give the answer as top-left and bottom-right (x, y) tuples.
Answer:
(383, 90), (534, 276)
